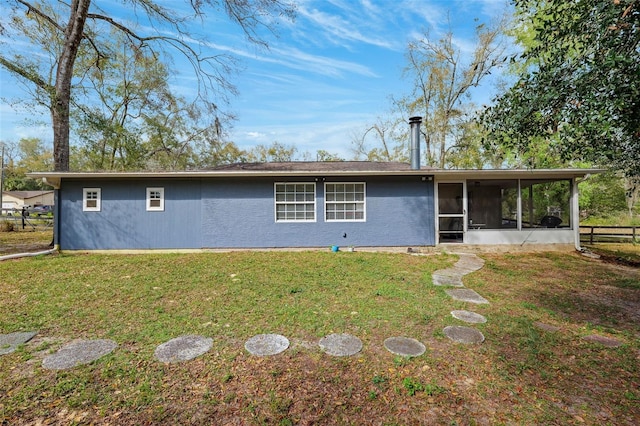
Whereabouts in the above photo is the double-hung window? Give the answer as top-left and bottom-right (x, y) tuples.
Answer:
(83, 188), (101, 212)
(275, 183), (316, 222)
(146, 187), (165, 211)
(325, 183), (366, 221)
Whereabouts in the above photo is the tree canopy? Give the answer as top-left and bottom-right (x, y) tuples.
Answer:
(482, 0), (640, 176)
(354, 18), (509, 169)
(0, 0), (296, 171)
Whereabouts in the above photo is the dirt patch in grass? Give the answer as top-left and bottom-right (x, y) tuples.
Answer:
(583, 243), (640, 268)
(1, 250), (639, 424)
(0, 230), (53, 255)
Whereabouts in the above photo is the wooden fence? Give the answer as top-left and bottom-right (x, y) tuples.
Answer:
(580, 225), (639, 244)
(0, 209), (53, 231)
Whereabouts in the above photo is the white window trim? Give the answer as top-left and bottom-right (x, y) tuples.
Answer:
(83, 188), (101, 212)
(274, 182), (316, 223)
(146, 187), (165, 211)
(324, 182), (366, 222)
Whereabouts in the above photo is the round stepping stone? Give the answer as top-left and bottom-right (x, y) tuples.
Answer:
(443, 326), (485, 344)
(583, 334), (622, 348)
(42, 339), (118, 370)
(244, 334), (289, 356)
(451, 310), (487, 324)
(0, 331), (38, 356)
(383, 337), (426, 357)
(318, 333), (363, 357)
(154, 335), (213, 363)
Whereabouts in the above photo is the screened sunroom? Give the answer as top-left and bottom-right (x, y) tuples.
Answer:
(434, 169), (596, 247)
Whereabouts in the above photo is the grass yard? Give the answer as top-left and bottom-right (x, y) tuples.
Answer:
(0, 248), (639, 425)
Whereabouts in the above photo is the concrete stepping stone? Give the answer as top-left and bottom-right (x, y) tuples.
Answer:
(451, 310), (487, 324)
(154, 335), (213, 363)
(583, 334), (622, 348)
(432, 273), (464, 287)
(383, 337), (426, 357)
(432, 254), (484, 286)
(245, 333), (289, 356)
(445, 288), (489, 304)
(318, 333), (363, 357)
(0, 331), (37, 356)
(42, 339), (118, 370)
(454, 254), (485, 272)
(443, 326), (485, 344)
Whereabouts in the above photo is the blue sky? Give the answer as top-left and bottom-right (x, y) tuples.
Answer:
(0, 0), (512, 160)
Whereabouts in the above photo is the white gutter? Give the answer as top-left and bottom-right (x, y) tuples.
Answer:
(27, 168), (604, 181)
(573, 174), (592, 252)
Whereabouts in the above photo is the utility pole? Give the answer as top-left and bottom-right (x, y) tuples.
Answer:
(0, 144), (4, 217)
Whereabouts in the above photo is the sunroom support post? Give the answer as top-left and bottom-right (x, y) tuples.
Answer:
(572, 178), (581, 251)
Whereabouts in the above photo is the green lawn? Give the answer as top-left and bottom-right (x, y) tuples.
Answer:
(1, 250), (639, 424)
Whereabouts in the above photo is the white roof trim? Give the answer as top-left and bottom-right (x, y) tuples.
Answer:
(28, 168), (602, 188)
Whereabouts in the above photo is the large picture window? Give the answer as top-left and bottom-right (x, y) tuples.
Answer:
(325, 182), (366, 221)
(83, 188), (101, 212)
(275, 183), (316, 222)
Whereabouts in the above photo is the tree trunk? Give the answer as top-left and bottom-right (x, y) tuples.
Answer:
(53, 0), (91, 171)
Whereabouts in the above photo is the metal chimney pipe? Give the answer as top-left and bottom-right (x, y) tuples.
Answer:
(409, 116), (422, 170)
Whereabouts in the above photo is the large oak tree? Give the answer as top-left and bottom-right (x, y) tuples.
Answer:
(482, 0), (640, 176)
(0, 0), (295, 171)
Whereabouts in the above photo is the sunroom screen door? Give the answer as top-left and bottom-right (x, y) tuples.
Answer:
(438, 182), (465, 243)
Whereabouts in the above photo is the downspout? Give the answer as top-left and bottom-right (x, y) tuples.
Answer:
(573, 174), (591, 252)
(0, 249), (58, 262)
(44, 177), (61, 252)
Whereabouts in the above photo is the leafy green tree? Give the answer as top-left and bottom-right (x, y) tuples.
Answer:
(245, 142), (297, 162)
(0, 0), (296, 171)
(579, 172), (628, 220)
(70, 38), (240, 171)
(193, 139), (246, 169)
(0, 138), (53, 190)
(398, 20), (509, 168)
(312, 150), (344, 162)
(141, 102), (244, 170)
(352, 117), (408, 162)
(482, 0), (640, 177)
(354, 18), (509, 168)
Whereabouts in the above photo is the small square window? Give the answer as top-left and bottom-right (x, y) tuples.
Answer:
(147, 187), (165, 211)
(83, 188), (101, 212)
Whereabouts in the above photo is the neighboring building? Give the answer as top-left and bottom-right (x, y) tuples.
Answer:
(29, 163), (597, 251)
(1, 190), (54, 210)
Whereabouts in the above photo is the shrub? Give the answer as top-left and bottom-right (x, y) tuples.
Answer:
(0, 221), (15, 232)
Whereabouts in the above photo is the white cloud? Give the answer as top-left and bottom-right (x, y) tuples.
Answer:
(295, 3), (395, 50)
(245, 131), (266, 139)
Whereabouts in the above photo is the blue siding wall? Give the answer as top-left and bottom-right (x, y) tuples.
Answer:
(60, 179), (202, 249)
(59, 176), (435, 250)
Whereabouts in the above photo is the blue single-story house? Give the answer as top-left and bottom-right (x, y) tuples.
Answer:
(28, 117), (599, 251)
(29, 162), (598, 251)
